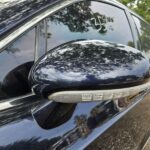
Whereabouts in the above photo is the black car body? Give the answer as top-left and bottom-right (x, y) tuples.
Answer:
(0, 0), (150, 150)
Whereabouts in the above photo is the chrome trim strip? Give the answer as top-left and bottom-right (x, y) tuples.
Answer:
(34, 26), (37, 61)
(35, 25), (40, 61)
(44, 18), (48, 52)
(0, 93), (35, 111)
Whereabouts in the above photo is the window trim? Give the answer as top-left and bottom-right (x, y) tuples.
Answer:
(131, 14), (143, 50)
(131, 14), (150, 51)
(130, 12), (150, 27)
(124, 11), (141, 50)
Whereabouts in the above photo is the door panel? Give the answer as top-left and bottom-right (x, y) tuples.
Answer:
(0, 94), (149, 150)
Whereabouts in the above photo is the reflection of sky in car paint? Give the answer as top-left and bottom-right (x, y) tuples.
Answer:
(47, 1), (134, 51)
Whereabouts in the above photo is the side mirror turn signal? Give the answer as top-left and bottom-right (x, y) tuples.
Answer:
(29, 40), (150, 103)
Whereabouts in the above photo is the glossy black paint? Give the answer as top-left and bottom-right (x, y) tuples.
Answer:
(0, 98), (120, 149)
(33, 101), (77, 129)
(0, 92), (148, 150)
(0, 0), (60, 39)
(29, 40), (150, 97)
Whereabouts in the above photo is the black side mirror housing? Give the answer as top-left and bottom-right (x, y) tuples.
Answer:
(29, 40), (150, 103)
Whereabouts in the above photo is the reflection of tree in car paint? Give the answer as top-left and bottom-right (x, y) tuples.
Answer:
(51, 97), (135, 149)
(34, 40), (146, 83)
(51, 100), (118, 150)
(0, 97), (140, 150)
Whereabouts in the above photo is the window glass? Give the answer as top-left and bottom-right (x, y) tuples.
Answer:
(132, 15), (150, 53)
(45, 1), (134, 50)
(0, 28), (35, 100)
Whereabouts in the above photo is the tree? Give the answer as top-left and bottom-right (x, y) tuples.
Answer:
(118, 0), (150, 23)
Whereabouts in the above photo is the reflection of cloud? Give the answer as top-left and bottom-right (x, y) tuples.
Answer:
(36, 67), (86, 82)
(0, 101), (12, 110)
(75, 40), (139, 53)
(5, 28), (35, 63)
(100, 61), (148, 79)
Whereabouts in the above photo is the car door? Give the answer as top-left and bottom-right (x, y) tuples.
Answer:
(0, 1), (148, 150)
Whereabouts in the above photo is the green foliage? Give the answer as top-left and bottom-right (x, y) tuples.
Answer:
(119, 0), (150, 23)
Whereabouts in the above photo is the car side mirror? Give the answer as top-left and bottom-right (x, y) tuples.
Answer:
(28, 40), (150, 103)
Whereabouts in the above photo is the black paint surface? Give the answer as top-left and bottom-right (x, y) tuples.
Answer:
(29, 40), (150, 97)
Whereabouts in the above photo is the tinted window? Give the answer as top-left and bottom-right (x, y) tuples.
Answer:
(0, 28), (35, 100)
(132, 15), (150, 53)
(45, 1), (134, 50)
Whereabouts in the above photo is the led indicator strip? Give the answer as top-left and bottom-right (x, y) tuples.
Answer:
(48, 79), (150, 103)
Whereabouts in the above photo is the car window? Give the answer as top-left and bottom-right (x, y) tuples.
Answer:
(44, 1), (134, 50)
(0, 28), (35, 100)
(132, 15), (150, 53)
